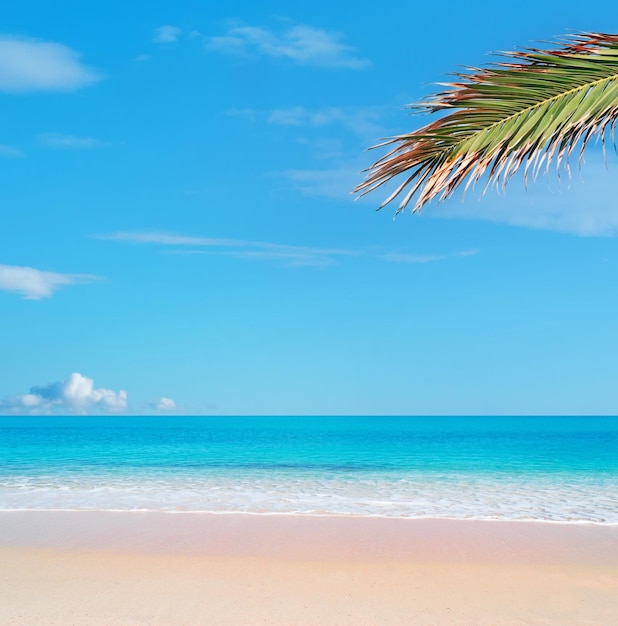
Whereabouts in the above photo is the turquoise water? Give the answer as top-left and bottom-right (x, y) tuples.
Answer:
(1, 416), (617, 523)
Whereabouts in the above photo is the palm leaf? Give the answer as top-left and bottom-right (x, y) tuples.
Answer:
(354, 33), (618, 214)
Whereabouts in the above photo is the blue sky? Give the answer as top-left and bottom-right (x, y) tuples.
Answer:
(1, 1), (618, 415)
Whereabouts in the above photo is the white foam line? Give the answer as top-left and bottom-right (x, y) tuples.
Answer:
(0, 508), (616, 526)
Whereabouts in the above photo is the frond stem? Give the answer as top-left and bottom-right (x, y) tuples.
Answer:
(442, 70), (618, 156)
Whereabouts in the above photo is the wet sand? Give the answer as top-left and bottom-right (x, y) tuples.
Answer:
(1, 511), (617, 625)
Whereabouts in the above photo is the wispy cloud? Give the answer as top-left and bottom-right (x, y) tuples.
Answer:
(99, 231), (354, 267)
(228, 104), (387, 141)
(0, 144), (24, 158)
(185, 248), (349, 267)
(241, 106), (391, 200)
(383, 249), (480, 264)
(99, 230), (479, 269)
(226, 108), (258, 122)
(227, 103), (396, 200)
(0, 36), (100, 93)
(267, 106), (308, 125)
(166, 249), (343, 267)
(39, 133), (107, 149)
(430, 152), (618, 236)
(0, 264), (101, 300)
(283, 149), (618, 235)
(282, 164), (366, 201)
(295, 137), (347, 162)
(0, 373), (127, 415)
(153, 25), (182, 44)
(207, 22), (369, 68)
(457, 249), (481, 257)
(99, 231), (241, 247)
(266, 105), (385, 139)
(383, 253), (448, 264)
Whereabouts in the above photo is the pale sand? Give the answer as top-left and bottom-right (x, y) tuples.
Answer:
(1, 512), (617, 625)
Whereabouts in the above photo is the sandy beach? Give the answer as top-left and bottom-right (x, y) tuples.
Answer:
(0, 511), (617, 625)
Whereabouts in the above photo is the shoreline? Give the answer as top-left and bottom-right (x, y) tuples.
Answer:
(1, 507), (617, 526)
(3, 510), (618, 561)
(2, 511), (618, 624)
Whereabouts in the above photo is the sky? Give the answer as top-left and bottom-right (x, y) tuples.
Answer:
(1, 0), (618, 415)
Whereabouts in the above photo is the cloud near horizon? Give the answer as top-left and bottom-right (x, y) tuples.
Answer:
(0, 36), (100, 93)
(207, 22), (369, 68)
(0, 264), (101, 300)
(0, 373), (128, 415)
(151, 397), (177, 411)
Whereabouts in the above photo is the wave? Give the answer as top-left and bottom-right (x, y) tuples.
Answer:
(1, 471), (616, 524)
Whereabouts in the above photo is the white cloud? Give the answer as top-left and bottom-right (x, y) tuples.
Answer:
(39, 133), (107, 149)
(207, 22), (368, 68)
(0, 144), (24, 157)
(0, 36), (100, 93)
(153, 25), (181, 43)
(282, 165), (365, 200)
(0, 373), (128, 415)
(152, 397), (177, 411)
(0, 264), (101, 300)
(267, 106), (384, 138)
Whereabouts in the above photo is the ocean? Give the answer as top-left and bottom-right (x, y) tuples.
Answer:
(1, 416), (617, 523)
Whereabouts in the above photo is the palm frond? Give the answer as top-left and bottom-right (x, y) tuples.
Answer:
(354, 33), (618, 214)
